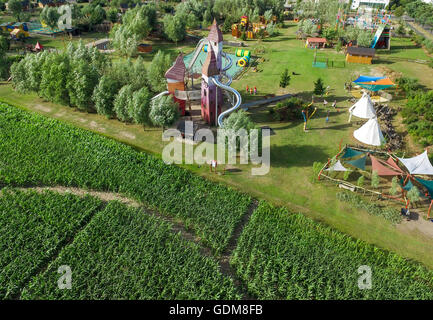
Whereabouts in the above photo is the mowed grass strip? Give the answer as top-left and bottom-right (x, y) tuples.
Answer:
(22, 201), (240, 300)
(0, 189), (103, 299)
(0, 103), (251, 254)
(231, 201), (433, 300)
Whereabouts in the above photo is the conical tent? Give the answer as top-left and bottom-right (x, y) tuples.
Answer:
(397, 151), (433, 175)
(353, 117), (385, 146)
(326, 160), (348, 172)
(348, 93), (376, 122)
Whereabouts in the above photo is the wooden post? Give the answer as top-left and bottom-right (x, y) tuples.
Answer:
(428, 200), (433, 219)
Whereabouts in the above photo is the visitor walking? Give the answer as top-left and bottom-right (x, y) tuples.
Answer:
(254, 86), (257, 95)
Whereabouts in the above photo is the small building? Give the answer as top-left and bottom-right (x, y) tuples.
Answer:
(137, 43), (152, 53)
(346, 46), (375, 64)
(38, 0), (65, 8)
(165, 54), (186, 116)
(305, 37), (327, 49)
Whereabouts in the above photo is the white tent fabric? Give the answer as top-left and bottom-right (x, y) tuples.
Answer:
(348, 93), (376, 122)
(326, 160), (348, 172)
(353, 117), (385, 146)
(397, 151), (433, 175)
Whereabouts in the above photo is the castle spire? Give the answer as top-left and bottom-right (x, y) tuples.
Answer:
(202, 49), (219, 77)
(208, 19), (223, 43)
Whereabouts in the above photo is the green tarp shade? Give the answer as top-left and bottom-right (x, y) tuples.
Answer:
(341, 147), (365, 159)
(346, 155), (367, 170)
(415, 178), (433, 198)
(400, 178), (414, 191)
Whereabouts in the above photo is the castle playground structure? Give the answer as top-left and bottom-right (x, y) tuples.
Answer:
(152, 19), (241, 127)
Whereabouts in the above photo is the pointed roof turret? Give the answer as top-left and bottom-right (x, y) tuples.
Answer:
(208, 19), (223, 43)
(202, 49), (219, 77)
(165, 54), (186, 82)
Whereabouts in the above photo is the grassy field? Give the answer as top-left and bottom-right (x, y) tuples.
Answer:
(2, 21), (433, 271)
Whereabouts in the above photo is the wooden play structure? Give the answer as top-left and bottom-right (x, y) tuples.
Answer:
(305, 37), (327, 49)
(231, 15), (273, 40)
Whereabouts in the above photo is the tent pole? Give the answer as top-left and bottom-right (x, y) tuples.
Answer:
(428, 200), (433, 219)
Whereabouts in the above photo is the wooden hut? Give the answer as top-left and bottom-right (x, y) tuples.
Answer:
(305, 37), (327, 49)
(346, 47), (375, 64)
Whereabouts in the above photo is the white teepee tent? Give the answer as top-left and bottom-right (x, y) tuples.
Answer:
(353, 117), (385, 146)
(348, 93), (376, 122)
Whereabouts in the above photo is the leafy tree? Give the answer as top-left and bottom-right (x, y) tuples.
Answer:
(93, 75), (121, 118)
(40, 6), (61, 32)
(149, 95), (180, 130)
(163, 14), (186, 44)
(313, 77), (325, 96)
(0, 35), (10, 52)
(7, 0), (23, 21)
(221, 109), (258, 156)
(394, 6), (405, 17)
(396, 24), (406, 36)
(407, 186), (421, 205)
(10, 56), (28, 92)
(279, 68), (290, 88)
(114, 85), (134, 122)
(129, 87), (152, 126)
(90, 5), (106, 25)
(371, 170), (380, 189)
(357, 175), (365, 188)
(147, 50), (172, 93)
(390, 176), (399, 195)
(343, 170), (351, 181)
(203, 9), (213, 27)
(357, 30), (373, 47)
(68, 59), (99, 112)
(39, 52), (71, 105)
(110, 24), (139, 57)
(106, 7), (119, 23)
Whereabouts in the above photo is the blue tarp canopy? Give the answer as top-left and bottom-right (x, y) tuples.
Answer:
(341, 147), (365, 159)
(353, 76), (385, 83)
(416, 178), (433, 198)
(346, 155), (367, 170)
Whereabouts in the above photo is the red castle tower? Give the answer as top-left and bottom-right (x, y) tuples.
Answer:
(165, 54), (186, 116)
(201, 20), (224, 126)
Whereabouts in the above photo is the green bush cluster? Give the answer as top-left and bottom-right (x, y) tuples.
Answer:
(10, 43), (176, 129)
(336, 191), (402, 224)
(269, 97), (305, 121)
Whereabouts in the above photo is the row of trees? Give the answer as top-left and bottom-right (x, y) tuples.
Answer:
(391, 0), (433, 27)
(10, 42), (179, 129)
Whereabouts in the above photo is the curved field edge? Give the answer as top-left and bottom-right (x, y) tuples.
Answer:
(21, 200), (240, 300)
(231, 201), (433, 300)
(0, 102), (251, 255)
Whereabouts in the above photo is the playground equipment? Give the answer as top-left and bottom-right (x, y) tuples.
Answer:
(371, 24), (391, 50)
(301, 101), (317, 131)
(235, 49), (251, 67)
(153, 20), (242, 127)
(231, 15), (271, 40)
(9, 22), (30, 40)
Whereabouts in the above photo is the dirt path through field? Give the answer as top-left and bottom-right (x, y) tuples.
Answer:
(15, 186), (256, 299)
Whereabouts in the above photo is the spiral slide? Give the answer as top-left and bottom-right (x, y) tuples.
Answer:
(211, 76), (242, 128)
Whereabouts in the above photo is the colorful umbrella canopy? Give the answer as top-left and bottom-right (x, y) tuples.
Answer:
(353, 76), (395, 92)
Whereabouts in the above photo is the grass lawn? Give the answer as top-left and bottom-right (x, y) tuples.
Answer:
(2, 22), (433, 269)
